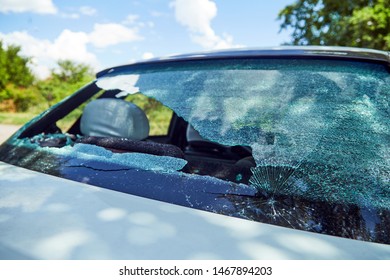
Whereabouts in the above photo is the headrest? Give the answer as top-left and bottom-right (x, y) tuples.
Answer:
(80, 98), (149, 140)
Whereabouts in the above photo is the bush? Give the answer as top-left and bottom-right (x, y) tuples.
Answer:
(14, 87), (45, 112)
(0, 56), (93, 117)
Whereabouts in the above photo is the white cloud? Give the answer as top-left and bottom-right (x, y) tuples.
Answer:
(0, 15), (145, 79)
(0, 30), (98, 79)
(60, 6), (97, 19)
(170, 0), (242, 50)
(171, 0), (217, 34)
(89, 23), (142, 48)
(122, 14), (154, 30)
(60, 12), (79, 19)
(0, 0), (57, 14)
(142, 52), (154, 60)
(79, 6), (96, 16)
(49, 30), (97, 64)
(122, 14), (139, 25)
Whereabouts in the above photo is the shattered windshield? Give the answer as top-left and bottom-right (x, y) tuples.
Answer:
(98, 59), (390, 210)
(2, 58), (389, 244)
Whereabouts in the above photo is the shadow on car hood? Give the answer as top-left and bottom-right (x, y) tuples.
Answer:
(0, 162), (389, 260)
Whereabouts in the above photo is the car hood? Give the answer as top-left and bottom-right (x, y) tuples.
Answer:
(0, 161), (389, 260)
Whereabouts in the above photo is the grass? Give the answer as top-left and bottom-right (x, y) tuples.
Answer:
(0, 112), (39, 125)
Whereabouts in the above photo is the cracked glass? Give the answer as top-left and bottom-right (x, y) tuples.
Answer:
(1, 58), (389, 244)
(99, 59), (389, 210)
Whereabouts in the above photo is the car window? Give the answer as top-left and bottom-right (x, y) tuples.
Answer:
(124, 93), (173, 136)
(55, 89), (105, 133)
(1, 58), (389, 245)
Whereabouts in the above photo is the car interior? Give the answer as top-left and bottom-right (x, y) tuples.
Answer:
(17, 87), (256, 185)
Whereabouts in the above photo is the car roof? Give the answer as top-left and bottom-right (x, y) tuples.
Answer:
(96, 46), (390, 78)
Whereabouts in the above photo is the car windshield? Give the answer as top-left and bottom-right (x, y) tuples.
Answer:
(98, 59), (389, 208)
(2, 57), (389, 244)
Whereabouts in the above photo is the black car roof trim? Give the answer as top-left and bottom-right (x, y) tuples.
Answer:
(96, 46), (390, 78)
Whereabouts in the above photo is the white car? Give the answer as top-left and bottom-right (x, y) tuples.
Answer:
(1, 47), (389, 259)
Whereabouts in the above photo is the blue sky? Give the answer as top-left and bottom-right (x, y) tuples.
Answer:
(0, 0), (294, 79)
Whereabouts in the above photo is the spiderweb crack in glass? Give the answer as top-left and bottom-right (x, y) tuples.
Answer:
(95, 59), (389, 211)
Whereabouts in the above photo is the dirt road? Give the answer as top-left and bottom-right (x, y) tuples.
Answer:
(0, 124), (21, 143)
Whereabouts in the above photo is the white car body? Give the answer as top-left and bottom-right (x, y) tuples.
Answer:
(1, 161), (389, 260)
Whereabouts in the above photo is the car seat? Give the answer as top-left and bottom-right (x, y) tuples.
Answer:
(78, 98), (184, 158)
(80, 98), (150, 140)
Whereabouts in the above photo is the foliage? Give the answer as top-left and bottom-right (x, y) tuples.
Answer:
(6, 84), (44, 112)
(278, 0), (390, 50)
(37, 60), (94, 108)
(0, 40), (35, 91)
(0, 41), (36, 112)
(0, 49), (94, 115)
(52, 60), (93, 84)
(0, 50), (94, 113)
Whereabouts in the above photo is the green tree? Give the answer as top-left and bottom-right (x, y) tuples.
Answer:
(0, 40), (35, 92)
(52, 59), (93, 84)
(37, 60), (93, 107)
(278, 0), (390, 50)
(0, 41), (37, 112)
(0, 43), (94, 113)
